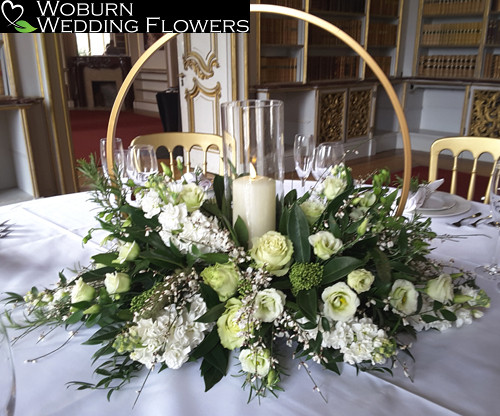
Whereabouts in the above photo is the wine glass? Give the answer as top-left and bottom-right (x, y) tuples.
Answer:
(0, 319), (15, 416)
(477, 162), (500, 281)
(128, 144), (158, 185)
(100, 137), (125, 179)
(311, 142), (345, 181)
(293, 134), (315, 192)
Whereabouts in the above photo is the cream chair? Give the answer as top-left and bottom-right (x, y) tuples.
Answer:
(428, 136), (500, 203)
(131, 132), (227, 176)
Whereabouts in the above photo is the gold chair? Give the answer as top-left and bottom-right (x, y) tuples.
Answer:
(428, 136), (500, 203)
(131, 132), (227, 176)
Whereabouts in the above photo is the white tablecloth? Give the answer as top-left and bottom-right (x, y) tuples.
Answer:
(1, 192), (499, 416)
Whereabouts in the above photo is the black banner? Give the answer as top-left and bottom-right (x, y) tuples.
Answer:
(0, 0), (250, 33)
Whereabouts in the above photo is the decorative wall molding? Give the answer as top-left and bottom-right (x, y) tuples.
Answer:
(469, 89), (500, 137)
(184, 79), (222, 133)
(182, 34), (220, 80)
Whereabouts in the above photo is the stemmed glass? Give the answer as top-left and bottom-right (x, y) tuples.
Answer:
(311, 142), (345, 181)
(0, 319), (15, 416)
(128, 144), (159, 185)
(100, 137), (125, 180)
(477, 161), (500, 282)
(293, 134), (315, 192)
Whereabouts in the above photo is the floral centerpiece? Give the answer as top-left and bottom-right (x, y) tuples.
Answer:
(3, 157), (490, 402)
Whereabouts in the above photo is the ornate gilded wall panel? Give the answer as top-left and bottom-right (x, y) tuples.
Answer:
(184, 79), (222, 133)
(347, 88), (372, 139)
(468, 89), (500, 138)
(183, 34), (220, 80)
(318, 91), (346, 142)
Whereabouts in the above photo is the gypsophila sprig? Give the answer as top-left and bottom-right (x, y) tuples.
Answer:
(1, 157), (490, 405)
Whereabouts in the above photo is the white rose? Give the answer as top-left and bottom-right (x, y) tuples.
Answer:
(104, 272), (131, 295)
(239, 348), (271, 377)
(115, 241), (140, 264)
(425, 273), (454, 304)
(308, 231), (343, 260)
(347, 269), (375, 294)
(322, 282), (359, 322)
(253, 288), (286, 322)
(389, 279), (419, 315)
(71, 277), (95, 303)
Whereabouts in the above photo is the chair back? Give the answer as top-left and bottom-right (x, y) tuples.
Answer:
(131, 132), (227, 176)
(428, 136), (500, 203)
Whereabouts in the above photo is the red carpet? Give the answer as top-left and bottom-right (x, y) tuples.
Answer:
(392, 166), (489, 202)
(70, 109), (164, 161)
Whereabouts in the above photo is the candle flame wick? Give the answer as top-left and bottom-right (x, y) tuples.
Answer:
(249, 163), (257, 179)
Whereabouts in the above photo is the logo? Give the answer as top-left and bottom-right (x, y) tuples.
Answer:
(1, 0), (36, 32)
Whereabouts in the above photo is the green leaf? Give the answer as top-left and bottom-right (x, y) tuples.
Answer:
(296, 288), (318, 323)
(190, 327), (220, 360)
(322, 256), (365, 285)
(198, 282), (221, 309)
(288, 204), (310, 263)
(15, 20), (37, 33)
(83, 325), (123, 345)
(421, 314), (441, 323)
(199, 252), (230, 265)
(369, 247), (392, 283)
(196, 303), (226, 324)
(234, 216), (249, 250)
(440, 309), (457, 322)
(65, 309), (84, 325)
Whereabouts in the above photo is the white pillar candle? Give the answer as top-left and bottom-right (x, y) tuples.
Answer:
(232, 167), (276, 246)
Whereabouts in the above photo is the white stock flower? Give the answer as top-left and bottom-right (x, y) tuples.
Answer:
(158, 203), (188, 233)
(139, 189), (162, 219)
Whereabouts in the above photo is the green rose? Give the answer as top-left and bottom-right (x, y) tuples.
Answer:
(322, 282), (359, 322)
(299, 199), (325, 225)
(347, 269), (375, 294)
(179, 183), (205, 212)
(425, 273), (454, 304)
(253, 288), (286, 322)
(71, 278), (96, 303)
(201, 262), (240, 302)
(104, 272), (131, 295)
(250, 231), (294, 276)
(321, 176), (347, 200)
(217, 298), (246, 350)
(239, 347), (271, 377)
(308, 231), (343, 260)
(389, 279), (418, 315)
(115, 241), (140, 264)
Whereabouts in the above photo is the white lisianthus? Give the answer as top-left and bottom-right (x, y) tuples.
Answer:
(253, 288), (286, 322)
(321, 176), (347, 200)
(322, 282), (359, 322)
(71, 278), (95, 304)
(239, 347), (271, 377)
(389, 279), (419, 315)
(179, 183), (205, 212)
(250, 231), (294, 276)
(425, 273), (454, 304)
(347, 269), (375, 294)
(308, 231), (343, 260)
(104, 272), (131, 295)
(299, 199), (325, 225)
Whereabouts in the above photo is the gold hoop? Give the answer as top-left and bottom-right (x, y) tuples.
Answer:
(106, 4), (411, 215)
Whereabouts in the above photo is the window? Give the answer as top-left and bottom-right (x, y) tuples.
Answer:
(76, 33), (111, 56)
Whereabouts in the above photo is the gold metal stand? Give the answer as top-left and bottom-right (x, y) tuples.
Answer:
(106, 4), (412, 215)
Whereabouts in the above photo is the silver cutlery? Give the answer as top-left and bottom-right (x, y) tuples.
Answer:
(470, 214), (493, 227)
(0, 220), (12, 238)
(450, 212), (482, 227)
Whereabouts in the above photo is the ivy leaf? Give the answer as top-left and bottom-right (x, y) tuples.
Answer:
(15, 20), (37, 33)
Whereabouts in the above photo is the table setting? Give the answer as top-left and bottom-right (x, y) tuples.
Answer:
(0, 100), (498, 416)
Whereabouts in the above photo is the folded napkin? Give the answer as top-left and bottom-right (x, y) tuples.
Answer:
(404, 179), (444, 212)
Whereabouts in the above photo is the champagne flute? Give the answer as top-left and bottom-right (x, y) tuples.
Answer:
(311, 142), (345, 181)
(129, 144), (158, 185)
(477, 161), (500, 280)
(0, 319), (15, 416)
(293, 134), (315, 192)
(100, 137), (125, 179)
